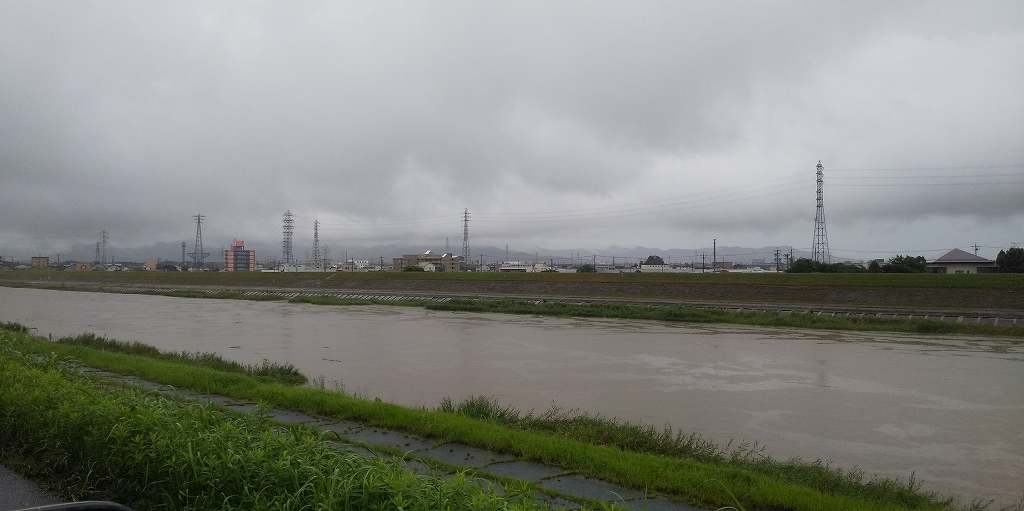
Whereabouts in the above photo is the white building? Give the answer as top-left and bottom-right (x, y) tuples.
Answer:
(927, 248), (997, 274)
(499, 261), (551, 272)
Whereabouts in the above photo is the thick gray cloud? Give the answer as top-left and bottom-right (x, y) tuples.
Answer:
(2, 1), (1022, 262)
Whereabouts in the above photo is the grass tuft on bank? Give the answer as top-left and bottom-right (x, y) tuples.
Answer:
(437, 396), (968, 509)
(56, 332), (307, 385)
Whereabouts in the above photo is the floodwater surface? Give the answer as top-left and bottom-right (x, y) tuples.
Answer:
(2, 286), (1022, 505)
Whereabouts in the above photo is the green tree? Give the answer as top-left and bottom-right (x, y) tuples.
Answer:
(402, 265), (425, 272)
(881, 255), (927, 273)
(786, 258), (823, 273)
(996, 247), (1024, 273)
(867, 260), (882, 273)
(787, 258), (867, 273)
(576, 264), (597, 273)
(644, 255), (665, 265)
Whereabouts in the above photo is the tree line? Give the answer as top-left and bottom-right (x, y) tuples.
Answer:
(787, 247), (1024, 273)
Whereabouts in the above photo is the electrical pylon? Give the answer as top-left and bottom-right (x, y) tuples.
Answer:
(187, 214), (210, 269)
(812, 161), (831, 264)
(282, 210), (294, 264)
(462, 209), (470, 270)
(100, 230), (108, 264)
(312, 220), (321, 269)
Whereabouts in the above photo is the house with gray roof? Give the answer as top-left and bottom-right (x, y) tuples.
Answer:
(927, 248), (997, 274)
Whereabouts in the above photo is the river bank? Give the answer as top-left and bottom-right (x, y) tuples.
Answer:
(2, 286), (1022, 506)
(1, 325), (998, 511)
(2, 270), (1023, 317)
(3, 279), (1023, 337)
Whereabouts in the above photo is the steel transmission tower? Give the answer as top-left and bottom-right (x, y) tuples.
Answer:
(282, 210), (294, 264)
(187, 214), (210, 269)
(181, 242), (186, 268)
(312, 220), (321, 269)
(462, 209), (470, 270)
(100, 230), (108, 264)
(812, 161), (831, 264)
(94, 242), (101, 263)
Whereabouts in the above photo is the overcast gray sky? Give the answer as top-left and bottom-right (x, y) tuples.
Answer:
(2, 1), (1022, 262)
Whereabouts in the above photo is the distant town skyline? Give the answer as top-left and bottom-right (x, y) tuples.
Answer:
(2, 2), (1021, 261)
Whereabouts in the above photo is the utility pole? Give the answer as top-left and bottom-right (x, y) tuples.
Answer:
(701, 253), (706, 273)
(713, 239), (716, 272)
(973, 243), (980, 256)
(181, 242), (186, 269)
(775, 247), (781, 272)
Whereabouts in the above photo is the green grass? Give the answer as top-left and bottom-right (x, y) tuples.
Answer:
(423, 299), (1024, 337)
(56, 331), (308, 385)
(0, 336), (537, 511)
(436, 396), (976, 509)
(2, 326), (997, 511)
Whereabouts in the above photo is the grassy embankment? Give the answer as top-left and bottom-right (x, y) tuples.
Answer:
(4, 270), (1023, 337)
(289, 294), (1024, 337)
(0, 329), (536, 511)
(422, 299), (1024, 337)
(0, 324), (997, 511)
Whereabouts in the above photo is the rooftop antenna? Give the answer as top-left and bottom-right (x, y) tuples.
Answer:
(462, 209), (470, 270)
(187, 214), (210, 269)
(282, 210), (294, 265)
(812, 161), (831, 264)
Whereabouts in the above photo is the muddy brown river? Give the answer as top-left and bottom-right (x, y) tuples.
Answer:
(1, 286), (1022, 505)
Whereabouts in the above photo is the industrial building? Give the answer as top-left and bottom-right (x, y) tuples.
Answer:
(392, 250), (462, 272)
(224, 240), (256, 272)
(498, 262), (551, 272)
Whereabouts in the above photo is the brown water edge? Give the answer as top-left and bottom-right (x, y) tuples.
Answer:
(2, 286), (1023, 506)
